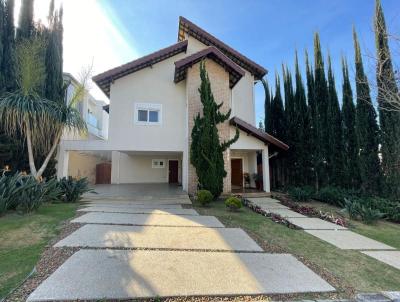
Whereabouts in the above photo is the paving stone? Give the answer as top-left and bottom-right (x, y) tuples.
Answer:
(27, 250), (335, 301)
(382, 291), (400, 302)
(55, 224), (262, 251)
(262, 208), (306, 218)
(286, 218), (347, 230)
(356, 293), (391, 302)
(361, 251), (400, 270)
(305, 230), (395, 250)
(78, 206), (199, 216)
(84, 198), (191, 205)
(83, 203), (183, 209)
(72, 212), (225, 228)
(247, 197), (281, 204)
(254, 203), (290, 210)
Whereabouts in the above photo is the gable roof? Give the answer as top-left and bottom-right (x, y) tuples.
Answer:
(178, 16), (267, 80)
(93, 40), (188, 97)
(174, 46), (245, 88)
(230, 117), (289, 151)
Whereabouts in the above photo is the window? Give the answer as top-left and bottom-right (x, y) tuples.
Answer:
(152, 159), (165, 168)
(135, 103), (162, 125)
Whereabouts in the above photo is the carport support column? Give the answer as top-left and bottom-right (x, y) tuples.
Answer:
(262, 146), (270, 193)
(182, 150), (188, 192)
(57, 149), (69, 179)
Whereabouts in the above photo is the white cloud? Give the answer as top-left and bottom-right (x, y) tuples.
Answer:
(14, 0), (139, 102)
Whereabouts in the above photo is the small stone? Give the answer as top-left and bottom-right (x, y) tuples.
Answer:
(356, 293), (391, 302)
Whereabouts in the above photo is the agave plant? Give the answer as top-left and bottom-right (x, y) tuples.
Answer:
(59, 176), (92, 203)
(0, 38), (87, 179)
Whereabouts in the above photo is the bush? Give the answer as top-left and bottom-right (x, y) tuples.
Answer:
(344, 197), (361, 219)
(315, 186), (346, 207)
(288, 186), (314, 202)
(225, 196), (242, 211)
(358, 205), (383, 224)
(0, 172), (24, 214)
(59, 176), (92, 203)
(16, 175), (45, 213)
(196, 190), (213, 206)
(41, 178), (63, 203)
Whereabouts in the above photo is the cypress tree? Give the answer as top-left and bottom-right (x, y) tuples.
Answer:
(2, 0), (15, 92)
(374, 0), (400, 197)
(341, 57), (360, 188)
(353, 28), (381, 194)
(313, 33), (329, 188)
(327, 55), (344, 186)
(16, 0), (34, 40)
(261, 78), (272, 133)
(271, 72), (286, 141)
(0, 0), (4, 92)
(190, 61), (239, 197)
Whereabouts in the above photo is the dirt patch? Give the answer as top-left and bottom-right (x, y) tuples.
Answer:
(0, 223), (47, 249)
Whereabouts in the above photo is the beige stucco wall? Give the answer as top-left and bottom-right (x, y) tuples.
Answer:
(68, 151), (106, 184)
(230, 128), (266, 150)
(111, 151), (182, 184)
(108, 53), (188, 152)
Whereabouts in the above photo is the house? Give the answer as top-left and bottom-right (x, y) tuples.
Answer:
(57, 17), (288, 193)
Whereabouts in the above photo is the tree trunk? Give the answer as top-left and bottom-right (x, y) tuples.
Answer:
(36, 131), (62, 179)
(26, 123), (38, 177)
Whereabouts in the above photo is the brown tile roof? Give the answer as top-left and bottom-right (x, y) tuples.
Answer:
(178, 16), (267, 80)
(230, 116), (289, 151)
(174, 46), (245, 88)
(93, 40), (188, 97)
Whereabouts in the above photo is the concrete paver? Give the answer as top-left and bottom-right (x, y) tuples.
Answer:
(361, 251), (400, 270)
(286, 218), (347, 230)
(55, 224), (262, 251)
(262, 208), (307, 218)
(247, 197), (281, 204)
(27, 250), (335, 301)
(83, 203), (183, 209)
(84, 198), (192, 205)
(72, 212), (225, 228)
(305, 230), (395, 250)
(78, 206), (199, 216)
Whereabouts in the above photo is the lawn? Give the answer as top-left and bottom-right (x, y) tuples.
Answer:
(194, 200), (400, 298)
(0, 203), (79, 299)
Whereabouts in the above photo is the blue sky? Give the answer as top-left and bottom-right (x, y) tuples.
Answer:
(94, 1), (399, 123)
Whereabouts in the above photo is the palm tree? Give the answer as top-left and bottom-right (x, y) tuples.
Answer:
(0, 38), (87, 179)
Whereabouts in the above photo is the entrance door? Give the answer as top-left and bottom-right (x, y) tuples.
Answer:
(168, 160), (179, 183)
(231, 159), (243, 189)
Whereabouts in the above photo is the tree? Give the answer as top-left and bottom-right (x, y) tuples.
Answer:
(261, 78), (272, 133)
(353, 28), (381, 194)
(341, 57), (360, 188)
(0, 38), (87, 179)
(16, 0), (34, 40)
(374, 0), (400, 197)
(2, 0), (15, 92)
(271, 72), (286, 141)
(190, 61), (239, 197)
(313, 33), (329, 188)
(326, 55), (344, 186)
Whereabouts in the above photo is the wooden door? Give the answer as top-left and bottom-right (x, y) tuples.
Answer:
(168, 160), (179, 183)
(231, 159), (243, 188)
(96, 163), (111, 184)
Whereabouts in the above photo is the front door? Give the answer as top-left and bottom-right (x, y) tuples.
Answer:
(231, 158), (243, 189)
(168, 160), (179, 183)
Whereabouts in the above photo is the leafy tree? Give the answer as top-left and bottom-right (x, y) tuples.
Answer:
(326, 55), (344, 186)
(341, 57), (360, 188)
(190, 61), (239, 197)
(313, 33), (329, 188)
(374, 0), (400, 197)
(0, 38), (87, 179)
(261, 78), (272, 133)
(353, 28), (381, 194)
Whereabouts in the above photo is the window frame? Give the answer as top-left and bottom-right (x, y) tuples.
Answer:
(152, 159), (166, 169)
(134, 103), (162, 125)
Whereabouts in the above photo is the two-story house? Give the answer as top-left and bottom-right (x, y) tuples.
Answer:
(57, 17), (288, 193)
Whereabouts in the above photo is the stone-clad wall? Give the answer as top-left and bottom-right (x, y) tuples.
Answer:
(186, 59), (231, 194)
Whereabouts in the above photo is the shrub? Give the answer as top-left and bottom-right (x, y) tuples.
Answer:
(59, 176), (92, 203)
(358, 206), (383, 224)
(16, 175), (45, 213)
(225, 196), (242, 211)
(288, 186), (313, 202)
(0, 172), (23, 214)
(344, 197), (361, 219)
(196, 189), (213, 206)
(41, 178), (63, 203)
(315, 186), (346, 207)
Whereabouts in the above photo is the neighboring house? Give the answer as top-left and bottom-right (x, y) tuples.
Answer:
(58, 73), (110, 184)
(57, 17), (288, 193)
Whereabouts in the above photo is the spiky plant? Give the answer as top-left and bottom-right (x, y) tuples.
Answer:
(0, 38), (87, 179)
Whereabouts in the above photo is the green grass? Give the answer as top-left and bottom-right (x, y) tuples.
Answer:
(194, 200), (400, 297)
(0, 203), (79, 299)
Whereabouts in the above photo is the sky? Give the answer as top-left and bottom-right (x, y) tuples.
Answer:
(20, 0), (400, 124)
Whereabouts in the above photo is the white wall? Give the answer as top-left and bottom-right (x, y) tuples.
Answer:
(111, 151), (182, 184)
(68, 151), (107, 184)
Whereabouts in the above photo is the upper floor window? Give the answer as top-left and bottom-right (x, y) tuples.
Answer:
(135, 103), (162, 125)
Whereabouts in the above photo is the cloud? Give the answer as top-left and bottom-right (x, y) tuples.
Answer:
(14, 0), (139, 102)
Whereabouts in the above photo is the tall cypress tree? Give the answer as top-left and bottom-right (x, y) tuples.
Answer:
(190, 61), (239, 197)
(341, 57), (360, 188)
(261, 78), (272, 133)
(313, 33), (329, 188)
(374, 0), (400, 197)
(0, 0), (4, 92)
(2, 0), (15, 92)
(353, 28), (381, 194)
(16, 0), (34, 40)
(327, 55), (344, 186)
(271, 72), (286, 141)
